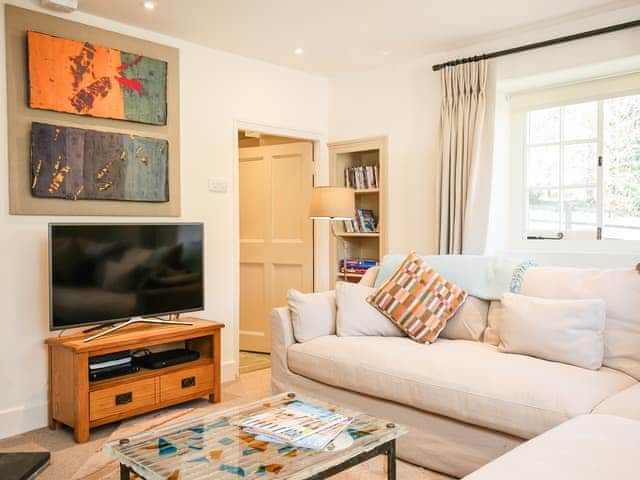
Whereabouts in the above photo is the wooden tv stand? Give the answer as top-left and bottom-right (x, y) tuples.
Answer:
(45, 318), (224, 443)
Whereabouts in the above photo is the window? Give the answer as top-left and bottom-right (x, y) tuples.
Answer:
(523, 92), (640, 240)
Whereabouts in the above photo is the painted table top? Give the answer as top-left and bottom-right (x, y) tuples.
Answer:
(103, 392), (406, 480)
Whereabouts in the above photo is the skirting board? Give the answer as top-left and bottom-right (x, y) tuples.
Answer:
(0, 402), (48, 440)
(0, 362), (237, 440)
(222, 360), (238, 383)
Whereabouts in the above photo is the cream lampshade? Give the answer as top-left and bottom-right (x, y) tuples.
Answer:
(309, 186), (355, 282)
(309, 186), (355, 220)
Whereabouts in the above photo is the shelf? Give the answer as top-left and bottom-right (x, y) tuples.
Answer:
(353, 188), (379, 194)
(329, 136), (386, 288)
(89, 357), (214, 391)
(336, 272), (365, 278)
(336, 232), (380, 237)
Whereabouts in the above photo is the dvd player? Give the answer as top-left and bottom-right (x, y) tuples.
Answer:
(133, 348), (200, 369)
(89, 364), (140, 381)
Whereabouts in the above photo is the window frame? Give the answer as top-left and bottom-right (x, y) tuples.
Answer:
(509, 72), (640, 250)
(523, 101), (602, 240)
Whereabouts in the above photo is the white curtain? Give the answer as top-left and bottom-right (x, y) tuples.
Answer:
(437, 60), (494, 255)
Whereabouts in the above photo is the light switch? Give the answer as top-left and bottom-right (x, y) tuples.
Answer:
(208, 178), (228, 193)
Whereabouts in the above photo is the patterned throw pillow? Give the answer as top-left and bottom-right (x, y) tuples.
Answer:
(367, 252), (468, 343)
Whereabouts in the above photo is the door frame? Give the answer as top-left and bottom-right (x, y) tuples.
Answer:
(231, 119), (328, 379)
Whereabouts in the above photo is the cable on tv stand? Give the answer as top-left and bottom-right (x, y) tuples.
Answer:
(82, 316), (193, 343)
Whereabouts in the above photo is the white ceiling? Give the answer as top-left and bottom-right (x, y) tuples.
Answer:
(76, 0), (633, 74)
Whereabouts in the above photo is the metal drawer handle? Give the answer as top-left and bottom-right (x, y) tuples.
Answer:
(116, 392), (133, 405)
(181, 376), (196, 389)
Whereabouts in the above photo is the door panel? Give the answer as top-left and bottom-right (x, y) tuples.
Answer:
(272, 263), (303, 310)
(239, 142), (313, 353)
(239, 157), (267, 241)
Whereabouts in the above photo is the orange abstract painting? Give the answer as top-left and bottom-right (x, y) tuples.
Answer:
(27, 31), (167, 125)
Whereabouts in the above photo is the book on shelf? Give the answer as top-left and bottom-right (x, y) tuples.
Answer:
(344, 165), (379, 190)
(339, 259), (378, 268)
(234, 400), (351, 449)
(342, 210), (377, 233)
(342, 219), (358, 233)
(356, 209), (377, 233)
(339, 259), (378, 275)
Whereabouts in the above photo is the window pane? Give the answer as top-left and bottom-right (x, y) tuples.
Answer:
(528, 107), (560, 144)
(563, 101), (597, 141)
(528, 189), (559, 231)
(603, 93), (640, 240)
(527, 145), (559, 188)
(564, 143), (597, 186)
(562, 188), (597, 232)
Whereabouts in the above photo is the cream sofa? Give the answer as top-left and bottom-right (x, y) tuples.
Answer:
(464, 414), (640, 479)
(270, 265), (640, 478)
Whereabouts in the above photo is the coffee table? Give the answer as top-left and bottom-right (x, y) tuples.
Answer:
(104, 392), (407, 480)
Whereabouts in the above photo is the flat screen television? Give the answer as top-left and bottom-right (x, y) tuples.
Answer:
(49, 223), (204, 330)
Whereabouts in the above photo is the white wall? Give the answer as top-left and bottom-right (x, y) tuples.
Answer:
(0, 0), (328, 439)
(328, 2), (640, 267)
(329, 59), (441, 254)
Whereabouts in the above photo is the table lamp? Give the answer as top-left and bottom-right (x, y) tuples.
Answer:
(309, 186), (355, 280)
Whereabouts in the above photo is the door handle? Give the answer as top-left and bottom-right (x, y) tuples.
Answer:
(116, 392), (133, 405)
(181, 376), (196, 389)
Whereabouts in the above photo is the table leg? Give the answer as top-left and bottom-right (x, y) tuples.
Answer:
(386, 440), (396, 480)
(306, 439), (397, 479)
(120, 464), (131, 480)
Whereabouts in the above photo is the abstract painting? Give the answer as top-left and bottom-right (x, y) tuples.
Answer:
(27, 31), (167, 125)
(30, 122), (169, 202)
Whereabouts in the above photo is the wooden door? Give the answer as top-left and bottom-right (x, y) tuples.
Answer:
(239, 142), (314, 353)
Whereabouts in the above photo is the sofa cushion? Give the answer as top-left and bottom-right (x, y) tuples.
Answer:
(464, 414), (640, 480)
(593, 384), (640, 421)
(498, 293), (606, 370)
(287, 336), (636, 439)
(336, 282), (405, 337)
(440, 295), (489, 342)
(519, 267), (640, 380)
(367, 252), (467, 343)
(358, 266), (381, 287)
(483, 300), (502, 346)
(287, 289), (336, 343)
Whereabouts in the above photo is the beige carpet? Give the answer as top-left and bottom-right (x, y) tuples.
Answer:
(0, 369), (451, 479)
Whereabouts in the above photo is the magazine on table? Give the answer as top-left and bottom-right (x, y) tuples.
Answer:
(245, 417), (352, 450)
(235, 400), (351, 445)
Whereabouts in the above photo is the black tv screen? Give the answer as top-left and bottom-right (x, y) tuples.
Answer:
(49, 223), (204, 330)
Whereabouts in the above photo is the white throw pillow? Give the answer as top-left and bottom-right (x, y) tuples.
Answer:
(287, 289), (336, 343)
(498, 292), (606, 370)
(519, 266), (640, 380)
(357, 266), (381, 287)
(440, 295), (489, 342)
(336, 282), (405, 337)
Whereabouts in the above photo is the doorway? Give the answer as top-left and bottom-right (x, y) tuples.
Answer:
(237, 130), (315, 371)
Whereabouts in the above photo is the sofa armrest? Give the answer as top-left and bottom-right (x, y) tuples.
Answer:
(593, 383), (640, 421)
(270, 307), (296, 390)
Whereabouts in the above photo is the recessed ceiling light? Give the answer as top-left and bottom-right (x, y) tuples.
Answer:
(143, 1), (156, 10)
(294, 47), (304, 56)
(380, 49), (392, 56)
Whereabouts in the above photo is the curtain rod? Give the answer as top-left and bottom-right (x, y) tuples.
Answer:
(432, 19), (640, 72)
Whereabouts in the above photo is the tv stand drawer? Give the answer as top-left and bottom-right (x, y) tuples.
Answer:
(160, 364), (214, 402)
(89, 378), (156, 421)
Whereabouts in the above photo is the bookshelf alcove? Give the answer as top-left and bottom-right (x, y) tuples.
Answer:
(328, 136), (387, 287)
